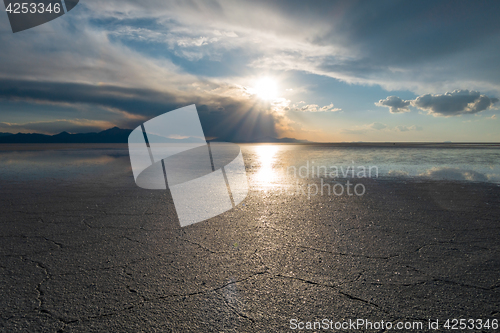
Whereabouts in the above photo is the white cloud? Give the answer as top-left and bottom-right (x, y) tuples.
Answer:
(370, 122), (387, 130)
(375, 96), (411, 113)
(292, 103), (341, 112)
(396, 125), (423, 132)
(377, 90), (499, 117)
(412, 90), (499, 116)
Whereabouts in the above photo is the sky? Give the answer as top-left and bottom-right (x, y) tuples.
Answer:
(0, 0), (499, 142)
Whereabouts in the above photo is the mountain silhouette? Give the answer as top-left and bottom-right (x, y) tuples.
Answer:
(0, 127), (310, 144)
(0, 127), (132, 143)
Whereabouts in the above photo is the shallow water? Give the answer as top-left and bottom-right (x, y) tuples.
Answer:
(242, 144), (500, 187)
(0, 144), (498, 186)
(0, 148), (130, 182)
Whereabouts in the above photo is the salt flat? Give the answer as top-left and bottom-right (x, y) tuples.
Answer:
(0, 145), (499, 332)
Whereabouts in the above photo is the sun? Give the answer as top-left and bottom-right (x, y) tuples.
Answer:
(253, 77), (278, 101)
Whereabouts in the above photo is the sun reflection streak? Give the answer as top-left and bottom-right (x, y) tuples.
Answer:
(255, 145), (279, 188)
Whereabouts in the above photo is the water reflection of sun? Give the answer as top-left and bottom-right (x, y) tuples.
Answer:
(255, 145), (279, 188)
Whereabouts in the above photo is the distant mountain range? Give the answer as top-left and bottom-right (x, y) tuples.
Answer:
(0, 127), (132, 143)
(0, 127), (311, 144)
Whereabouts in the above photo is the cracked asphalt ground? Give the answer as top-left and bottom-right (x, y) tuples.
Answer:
(0, 145), (499, 332)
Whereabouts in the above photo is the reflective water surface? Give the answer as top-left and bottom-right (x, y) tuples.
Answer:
(0, 144), (499, 186)
(0, 148), (131, 182)
(244, 144), (500, 188)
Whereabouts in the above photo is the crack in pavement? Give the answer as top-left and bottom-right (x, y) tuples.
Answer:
(157, 271), (269, 300)
(29, 270), (270, 330)
(274, 274), (385, 311)
(27, 258), (79, 328)
(369, 274), (500, 292)
(296, 245), (400, 260)
(179, 238), (219, 254)
(218, 291), (256, 323)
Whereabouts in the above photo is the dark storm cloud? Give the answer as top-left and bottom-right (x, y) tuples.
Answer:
(0, 79), (278, 141)
(375, 96), (411, 113)
(0, 79), (181, 118)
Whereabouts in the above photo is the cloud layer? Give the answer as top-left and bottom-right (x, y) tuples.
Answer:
(376, 90), (499, 116)
(0, 79), (279, 140)
(412, 90), (499, 116)
(1, 1), (500, 140)
(290, 103), (341, 113)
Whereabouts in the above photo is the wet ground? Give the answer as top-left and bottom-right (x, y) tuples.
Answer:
(0, 145), (499, 332)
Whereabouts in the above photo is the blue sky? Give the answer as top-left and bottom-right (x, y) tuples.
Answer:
(0, 0), (499, 142)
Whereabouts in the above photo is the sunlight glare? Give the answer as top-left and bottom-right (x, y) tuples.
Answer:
(254, 77), (278, 101)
